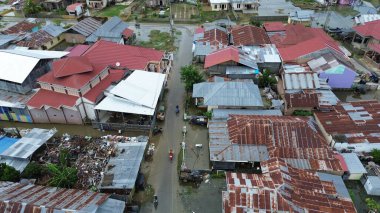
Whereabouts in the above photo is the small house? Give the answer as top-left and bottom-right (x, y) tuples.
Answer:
(288, 10), (314, 25)
(210, 0), (229, 11)
(363, 176), (380, 196)
(63, 17), (103, 44)
(340, 153), (367, 180)
(16, 24), (66, 50)
(86, 0), (109, 9)
(230, 0), (259, 12)
(1, 20), (38, 35)
(66, 3), (84, 16)
(86, 16), (132, 44)
(42, 0), (66, 11)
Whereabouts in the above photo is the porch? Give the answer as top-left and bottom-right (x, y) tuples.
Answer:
(364, 43), (380, 69)
(351, 32), (371, 50)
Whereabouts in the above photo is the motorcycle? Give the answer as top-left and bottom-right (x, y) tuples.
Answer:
(153, 195), (158, 209)
(175, 105), (179, 114)
(169, 149), (174, 161)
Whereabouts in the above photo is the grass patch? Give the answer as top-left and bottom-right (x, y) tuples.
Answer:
(293, 110), (313, 116)
(138, 30), (176, 51)
(291, 0), (318, 8)
(96, 5), (127, 17)
(210, 171), (226, 179)
(177, 148), (184, 172)
(330, 5), (359, 17)
(367, 0), (380, 7)
(349, 189), (356, 201)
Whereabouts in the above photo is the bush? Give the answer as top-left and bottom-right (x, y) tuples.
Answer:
(180, 65), (204, 92)
(371, 149), (380, 164)
(293, 110), (313, 116)
(0, 163), (20, 182)
(21, 162), (46, 179)
(258, 69), (277, 88)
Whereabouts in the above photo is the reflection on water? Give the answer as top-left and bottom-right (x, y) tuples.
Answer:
(334, 90), (380, 102)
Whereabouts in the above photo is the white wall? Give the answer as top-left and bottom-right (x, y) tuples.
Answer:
(348, 173), (364, 180)
(210, 3), (229, 11)
(334, 142), (380, 153)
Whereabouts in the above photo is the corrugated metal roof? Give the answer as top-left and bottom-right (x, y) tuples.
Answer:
(0, 158), (29, 172)
(71, 17), (102, 36)
(212, 109), (282, 120)
(0, 34), (18, 47)
(100, 141), (148, 190)
(0, 182), (113, 213)
(192, 80), (263, 107)
(283, 65), (320, 90)
(42, 24), (66, 37)
(0, 128), (56, 159)
(341, 153), (367, 174)
(86, 17), (128, 43)
(355, 14), (380, 25)
(225, 66), (259, 75)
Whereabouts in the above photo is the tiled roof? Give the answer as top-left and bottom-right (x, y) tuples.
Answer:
(315, 100), (380, 144)
(70, 17), (102, 37)
(263, 22), (286, 32)
(353, 20), (380, 40)
(83, 69), (125, 102)
(27, 89), (78, 109)
(52, 56), (93, 78)
(226, 115), (342, 171)
(223, 159), (356, 213)
(285, 92), (319, 108)
(231, 25), (271, 46)
(16, 30), (53, 49)
(2, 21), (37, 35)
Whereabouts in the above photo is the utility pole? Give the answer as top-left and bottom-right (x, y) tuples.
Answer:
(181, 126), (187, 169)
(169, 0), (174, 37)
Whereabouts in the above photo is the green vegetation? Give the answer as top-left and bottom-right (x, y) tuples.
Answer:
(371, 149), (380, 164)
(293, 110), (313, 116)
(203, 111), (212, 119)
(23, 0), (42, 15)
(291, 0), (317, 8)
(63, 24), (74, 29)
(367, 0), (380, 7)
(258, 70), (277, 88)
(180, 64), (204, 92)
(21, 162), (46, 179)
(0, 163), (20, 182)
(348, 189), (355, 201)
(250, 20), (262, 27)
(96, 5), (127, 17)
(177, 148), (184, 172)
(366, 198), (380, 212)
(330, 6), (359, 17)
(47, 149), (77, 188)
(52, 19), (61, 26)
(138, 30), (176, 51)
(210, 171), (226, 179)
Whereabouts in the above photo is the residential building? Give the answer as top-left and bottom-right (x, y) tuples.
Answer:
(0, 128), (56, 172)
(17, 24), (66, 50)
(0, 34), (19, 49)
(0, 90), (35, 122)
(193, 26), (228, 63)
(210, 0), (229, 11)
(0, 181), (125, 213)
(147, 0), (167, 7)
(94, 70), (166, 128)
(314, 100), (380, 152)
(340, 153), (367, 180)
(230, 25), (271, 46)
(307, 53), (357, 89)
(263, 21), (286, 36)
(86, 16), (132, 44)
(63, 17), (103, 44)
(288, 9), (315, 25)
(27, 40), (167, 125)
(223, 159), (356, 213)
(66, 3), (84, 16)
(100, 139), (148, 199)
(230, 0), (259, 12)
(211, 108), (282, 120)
(192, 78), (263, 111)
(42, 0), (66, 10)
(363, 176), (380, 196)
(1, 20), (38, 35)
(352, 20), (380, 68)
(86, 0), (109, 9)
(284, 92), (319, 115)
(208, 115), (343, 172)
(354, 14), (380, 25)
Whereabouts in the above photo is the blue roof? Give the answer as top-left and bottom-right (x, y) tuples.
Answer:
(86, 16), (129, 43)
(0, 136), (19, 155)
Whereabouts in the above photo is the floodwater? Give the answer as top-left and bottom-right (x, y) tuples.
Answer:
(334, 90), (380, 102)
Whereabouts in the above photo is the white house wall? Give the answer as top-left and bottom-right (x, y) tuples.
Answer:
(334, 142), (380, 153)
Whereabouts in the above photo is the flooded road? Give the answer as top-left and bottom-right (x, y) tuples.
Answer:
(334, 90), (380, 102)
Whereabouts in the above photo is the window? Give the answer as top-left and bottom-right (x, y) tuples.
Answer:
(214, 4), (217, 9)
(237, 3), (240, 8)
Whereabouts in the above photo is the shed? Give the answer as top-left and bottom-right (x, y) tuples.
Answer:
(364, 176), (380, 196)
(341, 153), (367, 180)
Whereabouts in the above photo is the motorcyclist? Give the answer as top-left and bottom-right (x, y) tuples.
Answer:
(175, 105), (179, 114)
(153, 195), (158, 208)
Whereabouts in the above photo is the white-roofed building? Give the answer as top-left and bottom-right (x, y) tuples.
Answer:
(363, 176), (380, 196)
(354, 14), (380, 25)
(341, 153), (367, 180)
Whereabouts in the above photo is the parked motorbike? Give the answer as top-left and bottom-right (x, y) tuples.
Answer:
(153, 195), (158, 209)
(175, 105), (179, 114)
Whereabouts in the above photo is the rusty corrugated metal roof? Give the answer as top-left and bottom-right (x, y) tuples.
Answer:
(223, 159), (357, 213)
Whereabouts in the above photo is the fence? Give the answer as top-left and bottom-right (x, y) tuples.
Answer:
(251, 15), (288, 22)
(92, 122), (152, 132)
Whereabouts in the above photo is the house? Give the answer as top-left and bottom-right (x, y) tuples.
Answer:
(100, 140), (148, 199)
(147, 0), (167, 7)
(281, 64), (320, 91)
(230, 25), (271, 46)
(210, 0), (229, 11)
(86, 0), (109, 9)
(263, 21), (286, 36)
(288, 9), (315, 25)
(86, 16), (132, 44)
(0, 90), (35, 122)
(66, 3), (84, 16)
(26, 40), (167, 125)
(271, 24), (347, 63)
(42, 0), (66, 11)
(208, 115), (343, 172)
(94, 70), (166, 128)
(63, 17), (103, 44)
(192, 78), (263, 111)
(340, 153), (367, 180)
(354, 14), (380, 25)
(352, 20), (380, 68)
(363, 176), (380, 196)
(16, 24), (66, 50)
(1, 20), (38, 35)
(307, 53), (357, 89)
(223, 159), (356, 213)
(230, 0), (259, 12)
(0, 181), (125, 213)
(0, 34), (19, 49)
(257, 0), (299, 20)
(314, 100), (380, 152)
(284, 92), (319, 115)
(204, 46), (259, 76)
(211, 108), (282, 120)
(0, 128), (56, 172)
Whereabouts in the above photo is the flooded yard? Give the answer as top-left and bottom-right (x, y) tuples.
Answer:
(334, 90), (380, 102)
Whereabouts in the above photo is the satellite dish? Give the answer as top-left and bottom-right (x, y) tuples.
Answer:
(116, 62), (120, 67)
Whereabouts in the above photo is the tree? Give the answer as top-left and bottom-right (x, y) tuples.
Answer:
(21, 162), (46, 179)
(258, 69), (277, 88)
(23, 0), (42, 16)
(180, 65), (204, 92)
(0, 163), (20, 182)
(371, 149), (380, 164)
(366, 198), (380, 212)
(47, 163), (77, 188)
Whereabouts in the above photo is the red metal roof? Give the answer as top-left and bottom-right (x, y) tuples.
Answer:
(83, 70), (125, 102)
(334, 154), (349, 172)
(369, 43), (380, 54)
(52, 56), (93, 78)
(195, 27), (205, 34)
(16, 30), (53, 49)
(67, 2), (82, 11)
(122, 28), (134, 38)
(223, 159), (356, 213)
(353, 20), (380, 40)
(27, 89), (78, 109)
(231, 25), (271, 46)
(2, 21), (37, 35)
(285, 92), (319, 108)
(204, 46), (239, 68)
(315, 100), (380, 144)
(263, 22), (286, 32)
(197, 28), (229, 46)
(66, 44), (90, 57)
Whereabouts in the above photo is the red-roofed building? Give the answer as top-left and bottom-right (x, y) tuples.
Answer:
(230, 25), (271, 46)
(27, 40), (170, 124)
(65, 44), (91, 57)
(66, 3), (83, 16)
(271, 24), (346, 63)
(223, 159), (356, 213)
(122, 28), (135, 44)
(353, 20), (380, 68)
(263, 22), (285, 33)
(284, 92), (319, 115)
